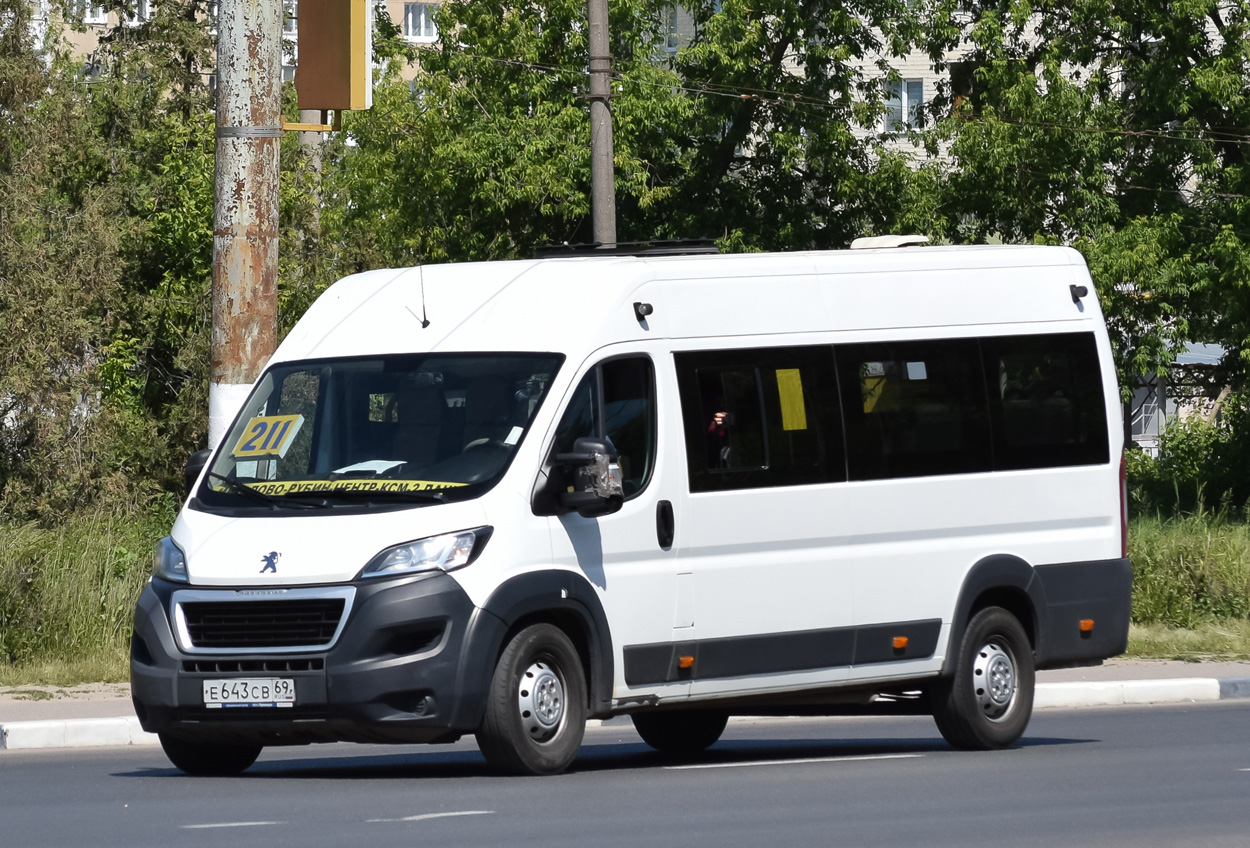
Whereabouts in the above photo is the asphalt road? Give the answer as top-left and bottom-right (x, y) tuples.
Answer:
(3, 703), (1249, 848)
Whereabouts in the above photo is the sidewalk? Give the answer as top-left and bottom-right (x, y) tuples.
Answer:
(2, 659), (1249, 751)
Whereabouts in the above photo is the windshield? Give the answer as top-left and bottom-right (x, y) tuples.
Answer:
(196, 353), (563, 512)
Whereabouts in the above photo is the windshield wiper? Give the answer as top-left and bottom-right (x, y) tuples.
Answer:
(205, 472), (324, 510)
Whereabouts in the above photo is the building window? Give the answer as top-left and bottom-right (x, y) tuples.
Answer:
(283, 0), (297, 34)
(282, 64), (296, 83)
(403, 2), (438, 42)
(663, 5), (679, 53)
(126, 0), (152, 25)
(71, 0), (107, 25)
(884, 79), (924, 131)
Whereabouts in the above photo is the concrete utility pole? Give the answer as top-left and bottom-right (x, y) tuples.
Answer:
(209, 0), (283, 448)
(587, 0), (617, 247)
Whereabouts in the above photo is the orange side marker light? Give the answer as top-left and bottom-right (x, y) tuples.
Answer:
(1079, 619), (1095, 633)
(892, 636), (909, 650)
(678, 656), (695, 669)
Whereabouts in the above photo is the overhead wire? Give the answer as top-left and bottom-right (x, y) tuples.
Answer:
(441, 49), (1250, 147)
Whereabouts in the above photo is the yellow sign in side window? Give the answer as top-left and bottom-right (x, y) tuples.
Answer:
(775, 369), (808, 431)
(231, 414), (306, 459)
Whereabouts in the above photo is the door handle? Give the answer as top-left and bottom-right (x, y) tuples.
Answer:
(656, 500), (675, 549)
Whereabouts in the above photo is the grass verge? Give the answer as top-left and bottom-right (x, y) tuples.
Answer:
(0, 649), (131, 687)
(0, 503), (174, 686)
(1125, 621), (1250, 661)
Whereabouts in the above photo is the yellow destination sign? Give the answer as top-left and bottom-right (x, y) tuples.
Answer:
(231, 414), (306, 459)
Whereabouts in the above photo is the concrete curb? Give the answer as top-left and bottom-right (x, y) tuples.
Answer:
(1, 716), (158, 750)
(4, 677), (1249, 751)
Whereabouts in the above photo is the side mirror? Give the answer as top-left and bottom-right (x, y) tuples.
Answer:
(555, 437), (624, 518)
(183, 449), (212, 498)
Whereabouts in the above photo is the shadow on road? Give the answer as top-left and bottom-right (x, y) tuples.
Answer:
(112, 732), (1094, 781)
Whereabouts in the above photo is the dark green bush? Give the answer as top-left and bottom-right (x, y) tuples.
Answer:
(1127, 396), (1250, 518)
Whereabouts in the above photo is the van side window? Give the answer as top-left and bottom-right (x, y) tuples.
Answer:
(836, 339), (992, 480)
(676, 347), (843, 492)
(553, 357), (656, 497)
(982, 332), (1110, 469)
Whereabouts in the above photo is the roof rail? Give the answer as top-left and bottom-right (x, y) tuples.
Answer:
(849, 234), (930, 250)
(534, 239), (719, 258)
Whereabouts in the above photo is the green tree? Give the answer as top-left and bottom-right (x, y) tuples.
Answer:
(0, 0), (130, 518)
(648, 0), (936, 248)
(925, 0), (1250, 394)
(0, 0), (228, 518)
(331, 0), (939, 262)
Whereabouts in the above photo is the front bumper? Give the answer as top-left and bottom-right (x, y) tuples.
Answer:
(130, 572), (497, 746)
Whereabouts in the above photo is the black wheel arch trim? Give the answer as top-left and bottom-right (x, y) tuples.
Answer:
(455, 570), (615, 727)
(941, 554), (1048, 678)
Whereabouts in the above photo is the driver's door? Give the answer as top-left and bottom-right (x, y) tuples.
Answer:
(543, 346), (690, 706)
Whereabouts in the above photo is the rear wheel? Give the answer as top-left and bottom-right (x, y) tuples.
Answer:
(632, 710), (729, 754)
(476, 623), (587, 775)
(159, 734), (262, 776)
(931, 606), (1034, 750)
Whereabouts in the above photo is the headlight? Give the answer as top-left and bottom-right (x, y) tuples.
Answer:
(152, 536), (189, 583)
(358, 527), (491, 579)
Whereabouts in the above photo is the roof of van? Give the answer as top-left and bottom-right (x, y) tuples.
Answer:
(271, 245), (1095, 364)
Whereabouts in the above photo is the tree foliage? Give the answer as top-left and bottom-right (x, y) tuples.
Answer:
(335, 0), (940, 260)
(5, 0), (1250, 521)
(927, 0), (1250, 395)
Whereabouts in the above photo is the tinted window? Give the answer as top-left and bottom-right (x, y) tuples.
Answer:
(982, 332), (1110, 469)
(553, 357), (656, 498)
(836, 339), (992, 480)
(676, 347), (843, 492)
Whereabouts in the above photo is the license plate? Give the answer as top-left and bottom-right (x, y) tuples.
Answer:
(203, 678), (296, 708)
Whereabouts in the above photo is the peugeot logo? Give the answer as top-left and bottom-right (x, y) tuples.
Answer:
(259, 551), (281, 574)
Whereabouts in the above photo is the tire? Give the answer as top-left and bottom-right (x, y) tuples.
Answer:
(931, 606), (1035, 750)
(476, 623), (587, 775)
(159, 733), (262, 776)
(632, 710), (729, 754)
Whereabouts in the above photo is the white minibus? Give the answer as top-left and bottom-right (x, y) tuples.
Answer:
(131, 244), (1132, 775)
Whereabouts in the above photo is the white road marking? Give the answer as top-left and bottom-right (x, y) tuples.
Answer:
(368, 810), (495, 824)
(183, 821), (284, 829)
(664, 753), (924, 770)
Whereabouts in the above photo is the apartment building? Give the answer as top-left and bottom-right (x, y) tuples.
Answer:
(38, 0), (444, 83)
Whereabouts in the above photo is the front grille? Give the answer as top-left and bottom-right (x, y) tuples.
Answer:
(181, 599), (345, 649)
(182, 657), (325, 674)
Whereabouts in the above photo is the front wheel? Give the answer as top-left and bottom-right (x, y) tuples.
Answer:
(476, 623), (587, 775)
(931, 607), (1034, 750)
(159, 734), (262, 776)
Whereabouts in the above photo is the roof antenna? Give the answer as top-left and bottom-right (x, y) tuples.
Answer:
(417, 264), (430, 328)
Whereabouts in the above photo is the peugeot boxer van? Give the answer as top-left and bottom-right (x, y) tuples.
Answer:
(131, 244), (1132, 775)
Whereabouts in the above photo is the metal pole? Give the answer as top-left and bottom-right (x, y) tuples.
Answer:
(209, 0), (282, 449)
(587, 0), (617, 247)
